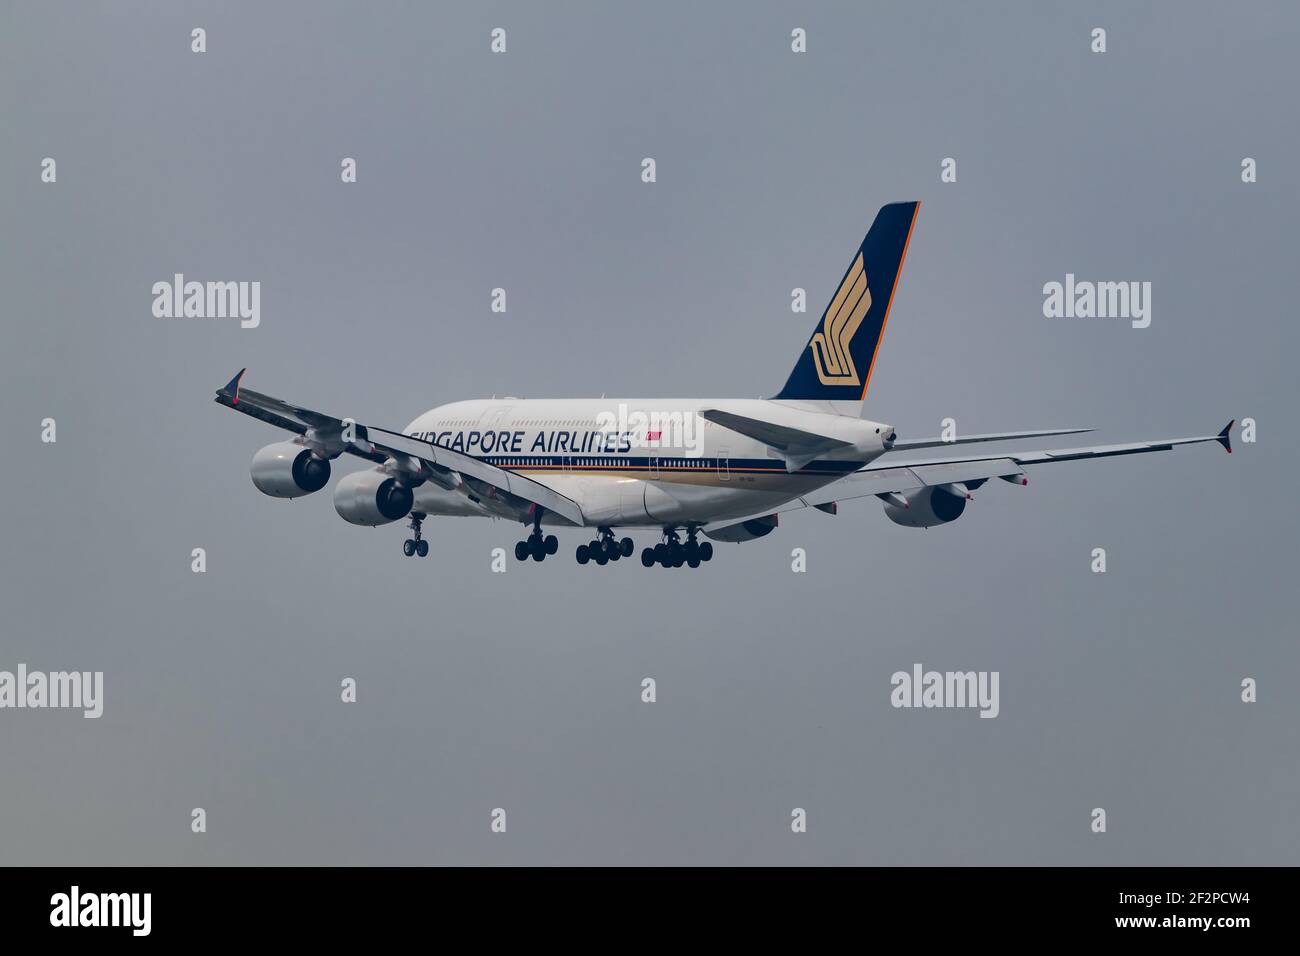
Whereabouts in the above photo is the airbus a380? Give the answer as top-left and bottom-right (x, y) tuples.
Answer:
(215, 201), (1232, 568)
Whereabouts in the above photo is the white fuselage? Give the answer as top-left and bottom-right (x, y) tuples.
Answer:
(400, 398), (892, 528)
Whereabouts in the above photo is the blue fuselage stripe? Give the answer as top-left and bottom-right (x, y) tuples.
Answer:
(473, 456), (864, 475)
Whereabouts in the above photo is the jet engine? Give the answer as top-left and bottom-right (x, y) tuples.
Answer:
(334, 469), (416, 526)
(702, 514), (778, 543)
(882, 485), (968, 528)
(251, 441), (332, 499)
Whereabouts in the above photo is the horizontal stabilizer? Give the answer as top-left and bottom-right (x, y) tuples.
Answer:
(700, 408), (851, 473)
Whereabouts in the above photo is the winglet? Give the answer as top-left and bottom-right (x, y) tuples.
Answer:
(218, 368), (247, 404)
(1217, 419), (1234, 454)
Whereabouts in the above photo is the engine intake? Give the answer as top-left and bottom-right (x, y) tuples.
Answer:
(882, 486), (967, 528)
(334, 470), (415, 526)
(251, 441), (331, 498)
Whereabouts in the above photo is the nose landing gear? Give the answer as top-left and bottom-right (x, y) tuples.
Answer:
(402, 513), (429, 557)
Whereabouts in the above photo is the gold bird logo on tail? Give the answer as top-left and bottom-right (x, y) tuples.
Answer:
(809, 252), (872, 386)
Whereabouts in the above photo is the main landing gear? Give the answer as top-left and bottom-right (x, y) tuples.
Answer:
(576, 528), (634, 566)
(514, 511), (559, 562)
(510, 522), (713, 568)
(641, 526), (713, 568)
(402, 513), (429, 558)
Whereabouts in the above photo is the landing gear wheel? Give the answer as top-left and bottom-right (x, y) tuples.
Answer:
(699, 541), (713, 562)
(580, 528), (628, 567)
(641, 548), (655, 567)
(404, 512), (428, 558)
(518, 509), (551, 564)
(576, 544), (590, 564)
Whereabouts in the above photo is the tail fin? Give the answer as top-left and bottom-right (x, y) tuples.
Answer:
(774, 201), (919, 408)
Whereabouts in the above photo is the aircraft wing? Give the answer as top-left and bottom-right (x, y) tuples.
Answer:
(886, 427), (1092, 451)
(870, 422), (1233, 474)
(704, 421), (1233, 537)
(213, 369), (586, 525)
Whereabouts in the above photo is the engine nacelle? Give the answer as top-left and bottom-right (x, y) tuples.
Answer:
(883, 486), (967, 528)
(251, 441), (332, 499)
(333, 469), (415, 526)
(703, 514), (778, 543)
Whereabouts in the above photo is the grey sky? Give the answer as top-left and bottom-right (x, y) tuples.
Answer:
(1, 1), (1295, 864)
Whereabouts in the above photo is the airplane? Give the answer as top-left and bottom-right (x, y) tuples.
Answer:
(214, 201), (1233, 568)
